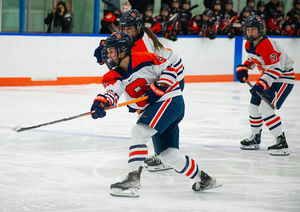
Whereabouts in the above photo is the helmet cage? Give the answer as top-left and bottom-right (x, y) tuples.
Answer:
(102, 32), (133, 70)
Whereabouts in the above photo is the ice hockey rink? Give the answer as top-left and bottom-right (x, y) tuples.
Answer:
(0, 81), (299, 212)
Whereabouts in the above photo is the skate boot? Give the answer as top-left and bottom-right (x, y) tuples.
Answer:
(268, 132), (289, 156)
(143, 154), (156, 168)
(110, 166), (143, 197)
(192, 170), (221, 192)
(240, 129), (262, 150)
(145, 154), (173, 172)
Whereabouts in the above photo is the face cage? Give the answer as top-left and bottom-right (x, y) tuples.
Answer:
(102, 47), (118, 70)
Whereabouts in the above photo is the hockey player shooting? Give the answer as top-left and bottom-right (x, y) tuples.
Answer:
(236, 15), (295, 156)
(90, 32), (220, 197)
(94, 9), (186, 172)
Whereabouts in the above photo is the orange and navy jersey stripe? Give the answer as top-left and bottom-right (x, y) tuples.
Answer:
(244, 36), (294, 86)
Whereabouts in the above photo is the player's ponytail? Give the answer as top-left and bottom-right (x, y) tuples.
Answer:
(142, 26), (164, 51)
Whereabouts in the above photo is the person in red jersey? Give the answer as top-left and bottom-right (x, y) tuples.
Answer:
(236, 16), (294, 156)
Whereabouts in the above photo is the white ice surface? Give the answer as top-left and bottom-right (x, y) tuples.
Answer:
(0, 82), (299, 212)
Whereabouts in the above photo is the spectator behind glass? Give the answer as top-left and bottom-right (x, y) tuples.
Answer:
(212, 0), (223, 35)
(265, 0), (279, 20)
(219, 0), (238, 39)
(204, 0), (225, 10)
(102, 0), (120, 16)
(283, 8), (300, 36)
(255, 1), (267, 35)
(100, 2), (131, 34)
(236, 7), (252, 35)
(240, 0), (256, 17)
(142, 5), (160, 34)
(44, 1), (72, 33)
(155, 4), (178, 41)
(285, 0), (300, 22)
(267, 1), (285, 35)
(187, 9), (217, 39)
(179, 0), (193, 35)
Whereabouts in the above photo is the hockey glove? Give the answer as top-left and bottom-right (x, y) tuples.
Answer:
(236, 65), (249, 83)
(228, 29), (235, 39)
(94, 40), (106, 65)
(90, 94), (109, 119)
(250, 79), (268, 96)
(146, 81), (168, 104)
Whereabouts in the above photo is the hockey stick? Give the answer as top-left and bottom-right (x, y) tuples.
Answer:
(12, 96), (148, 132)
(221, 16), (236, 31)
(169, 4), (199, 21)
(245, 80), (275, 109)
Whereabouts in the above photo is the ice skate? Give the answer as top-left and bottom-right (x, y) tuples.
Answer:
(240, 129), (262, 150)
(145, 154), (172, 172)
(110, 166), (143, 197)
(268, 132), (289, 156)
(192, 170), (221, 192)
(143, 154), (156, 168)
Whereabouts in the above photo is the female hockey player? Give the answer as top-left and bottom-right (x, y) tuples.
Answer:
(95, 9), (185, 172)
(236, 15), (295, 156)
(90, 32), (220, 197)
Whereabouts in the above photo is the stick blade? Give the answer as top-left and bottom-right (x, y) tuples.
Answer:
(12, 125), (22, 132)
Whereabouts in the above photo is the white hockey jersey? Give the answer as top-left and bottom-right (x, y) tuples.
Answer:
(133, 30), (185, 83)
(102, 52), (182, 110)
(244, 36), (295, 87)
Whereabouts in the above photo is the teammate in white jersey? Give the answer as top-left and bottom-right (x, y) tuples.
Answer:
(90, 32), (220, 197)
(236, 15), (294, 156)
(120, 9), (185, 171)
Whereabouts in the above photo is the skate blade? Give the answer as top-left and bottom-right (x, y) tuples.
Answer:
(110, 188), (140, 198)
(240, 144), (260, 150)
(269, 148), (289, 156)
(147, 165), (173, 172)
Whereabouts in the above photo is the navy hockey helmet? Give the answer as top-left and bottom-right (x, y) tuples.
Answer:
(244, 7), (252, 13)
(145, 4), (154, 13)
(213, 0), (222, 5)
(120, 9), (143, 31)
(225, 0), (234, 5)
(183, 0), (191, 5)
(244, 15), (264, 42)
(277, 1), (284, 8)
(161, 4), (170, 12)
(102, 32), (134, 70)
(257, 1), (266, 8)
(203, 9), (213, 18)
(294, 0), (300, 6)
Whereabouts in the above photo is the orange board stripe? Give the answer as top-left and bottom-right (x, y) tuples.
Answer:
(0, 73), (299, 86)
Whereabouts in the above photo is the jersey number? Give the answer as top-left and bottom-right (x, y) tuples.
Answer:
(125, 78), (149, 107)
(270, 53), (277, 63)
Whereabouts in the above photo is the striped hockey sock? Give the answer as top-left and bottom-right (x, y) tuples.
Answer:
(128, 144), (148, 172)
(264, 114), (282, 138)
(249, 115), (263, 135)
(175, 155), (200, 181)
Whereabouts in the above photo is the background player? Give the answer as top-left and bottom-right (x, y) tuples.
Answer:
(236, 15), (295, 156)
(91, 32), (219, 197)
